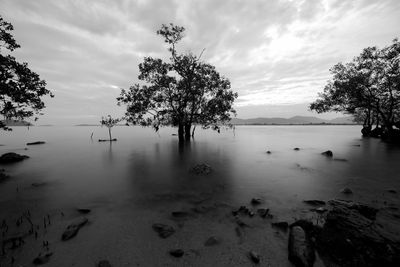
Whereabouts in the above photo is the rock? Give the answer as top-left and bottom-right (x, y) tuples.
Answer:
(251, 198), (262, 205)
(387, 189), (397, 194)
(303, 200), (326, 206)
(271, 221), (289, 231)
(152, 223), (175, 238)
(266, 150), (271, 154)
(288, 226), (315, 267)
(321, 150), (333, 157)
(340, 187), (353, 194)
(61, 217), (88, 241)
(236, 218), (249, 228)
(98, 139), (117, 142)
(257, 208), (270, 218)
(32, 182), (47, 187)
(204, 236), (220, 246)
(248, 250), (260, 263)
(0, 152), (29, 163)
(33, 252), (53, 265)
(77, 208), (91, 214)
(190, 163), (212, 175)
(97, 260), (112, 267)
(294, 148), (300, 151)
(169, 249), (184, 257)
(316, 199), (400, 266)
(26, 141), (46, 145)
(171, 211), (189, 218)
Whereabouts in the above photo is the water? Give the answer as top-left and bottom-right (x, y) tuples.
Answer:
(1, 125), (400, 266)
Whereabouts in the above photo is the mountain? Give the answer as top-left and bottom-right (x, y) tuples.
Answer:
(230, 116), (357, 125)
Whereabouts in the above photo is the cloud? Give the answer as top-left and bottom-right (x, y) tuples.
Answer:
(1, 0), (399, 124)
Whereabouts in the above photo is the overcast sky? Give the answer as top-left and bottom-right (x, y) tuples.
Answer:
(1, 0), (400, 124)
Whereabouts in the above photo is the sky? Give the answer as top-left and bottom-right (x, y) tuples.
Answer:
(1, 0), (400, 125)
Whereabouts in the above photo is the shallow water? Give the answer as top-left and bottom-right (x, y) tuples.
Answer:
(1, 125), (400, 266)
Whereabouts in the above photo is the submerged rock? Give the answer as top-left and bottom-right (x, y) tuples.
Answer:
(303, 200), (326, 206)
(248, 250), (261, 264)
(97, 260), (112, 267)
(169, 249), (184, 257)
(27, 141), (46, 145)
(266, 150), (271, 154)
(152, 223), (175, 238)
(288, 226), (315, 267)
(204, 236), (220, 246)
(0, 152), (29, 163)
(190, 163), (212, 175)
(251, 198), (262, 205)
(33, 252), (53, 265)
(61, 217), (88, 241)
(257, 208), (271, 218)
(321, 150), (333, 157)
(272, 221), (289, 231)
(294, 147), (300, 151)
(340, 187), (353, 194)
(77, 208), (91, 214)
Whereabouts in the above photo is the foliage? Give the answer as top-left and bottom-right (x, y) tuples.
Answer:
(100, 115), (121, 140)
(310, 38), (400, 136)
(117, 23), (238, 141)
(0, 15), (53, 130)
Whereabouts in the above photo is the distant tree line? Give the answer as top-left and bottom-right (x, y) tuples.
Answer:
(310, 38), (400, 141)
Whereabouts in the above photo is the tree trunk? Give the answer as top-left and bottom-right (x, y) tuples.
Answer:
(178, 123), (184, 143)
(108, 128), (112, 141)
(185, 123), (191, 141)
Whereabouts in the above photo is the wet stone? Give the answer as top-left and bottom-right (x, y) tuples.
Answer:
(152, 223), (175, 238)
(61, 217), (88, 241)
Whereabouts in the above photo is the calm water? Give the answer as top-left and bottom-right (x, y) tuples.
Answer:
(1, 125), (400, 266)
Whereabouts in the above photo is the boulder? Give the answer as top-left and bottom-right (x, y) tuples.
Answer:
(294, 148), (300, 151)
(0, 152), (29, 163)
(152, 223), (175, 238)
(288, 226), (315, 267)
(321, 150), (333, 157)
(340, 187), (353, 194)
(251, 198), (262, 205)
(61, 217), (88, 241)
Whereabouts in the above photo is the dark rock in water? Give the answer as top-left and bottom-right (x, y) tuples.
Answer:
(387, 189), (397, 194)
(97, 260), (112, 267)
(236, 218), (250, 228)
(340, 187), (353, 194)
(288, 226), (315, 267)
(0, 169), (9, 182)
(32, 182), (47, 187)
(334, 158), (348, 162)
(251, 198), (262, 205)
(190, 163), (212, 175)
(303, 200), (326, 206)
(77, 208), (91, 214)
(171, 133), (177, 136)
(98, 139), (117, 142)
(257, 208), (270, 218)
(294, 147), (300, 151)
(152, 223), (175, 238)
(248, 250), (260, 264)
(33, 252), (53, 265)
(171, 211), (189, 218)
(321, 150), (333, 157)
(316, 199), (400, 266)
(27, 141), (46, 145)
(272, 221), (289, 231)
(266, 150), (271, 154)
(62, 217), (88, 241)
(0, 152), (29, 163)
(169, 249), (184, 257)
(204, 236), (220, 246)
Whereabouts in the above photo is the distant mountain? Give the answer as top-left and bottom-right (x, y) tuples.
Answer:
(230, 116), (357, 125)
(1, 120), (32, 126)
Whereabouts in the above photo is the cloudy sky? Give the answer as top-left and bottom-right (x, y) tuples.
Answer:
(1, 0), (399, 124)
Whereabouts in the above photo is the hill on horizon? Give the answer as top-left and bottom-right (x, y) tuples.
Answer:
(230, 116), (357, 125)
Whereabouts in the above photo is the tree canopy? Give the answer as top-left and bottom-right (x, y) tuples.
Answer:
(117, 23), (237, 142)
(310, 38), (400, 139)
(0, 15), (53, 130)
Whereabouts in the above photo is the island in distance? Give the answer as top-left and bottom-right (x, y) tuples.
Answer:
(230, 116), (357, 125)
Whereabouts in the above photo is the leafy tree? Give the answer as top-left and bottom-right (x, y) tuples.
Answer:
(100, 115), (120, 141)
(310, 38), (400, 138)
(0, 15), (53, 130)
(117, 23), (237, 142)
